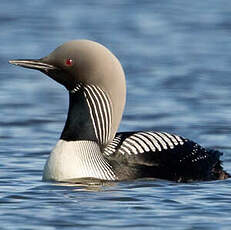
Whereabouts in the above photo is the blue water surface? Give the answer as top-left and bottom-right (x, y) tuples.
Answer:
(1, 1), (231, 229)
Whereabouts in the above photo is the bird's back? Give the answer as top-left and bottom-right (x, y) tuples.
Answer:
(104, 131), (230, 182)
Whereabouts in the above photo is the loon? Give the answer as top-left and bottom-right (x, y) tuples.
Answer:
(9, 40), (230, 182)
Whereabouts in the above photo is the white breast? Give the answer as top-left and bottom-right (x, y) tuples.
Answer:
(43, 140), (117, 181)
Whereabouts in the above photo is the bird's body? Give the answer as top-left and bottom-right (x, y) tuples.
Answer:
(9, 40), (229, 182)
(43, 130), (228, 182)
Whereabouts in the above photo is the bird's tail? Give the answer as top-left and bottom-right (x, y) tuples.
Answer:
(209, 149), (230, 180)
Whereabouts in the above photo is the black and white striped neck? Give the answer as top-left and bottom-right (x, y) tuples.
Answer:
(61, 83), (113, 148)
(61, 84), (97, 142)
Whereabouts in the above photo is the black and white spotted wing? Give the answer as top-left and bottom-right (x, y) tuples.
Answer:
(83, 84), (112, 146)
(104, 131), (224, 181)
(104, 131), (186, 156)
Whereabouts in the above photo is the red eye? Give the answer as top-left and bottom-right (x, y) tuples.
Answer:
(65, 58), (73, 66)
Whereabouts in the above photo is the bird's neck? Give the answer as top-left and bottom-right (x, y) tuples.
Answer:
(60, 90), (98, 142)
(43, 84), (120, 182)
(60, 84), (114, 149)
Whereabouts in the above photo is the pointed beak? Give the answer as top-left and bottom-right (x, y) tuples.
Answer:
(9, 59), (58, 71)
(9, 58), (73, 90)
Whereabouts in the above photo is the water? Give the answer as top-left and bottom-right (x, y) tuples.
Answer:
(1, 0), (231, 229)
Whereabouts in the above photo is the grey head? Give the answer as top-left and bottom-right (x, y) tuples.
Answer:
(9, 40), (126, 147)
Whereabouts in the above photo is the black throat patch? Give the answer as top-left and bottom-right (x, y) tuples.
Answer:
(60, 86), (97, 142)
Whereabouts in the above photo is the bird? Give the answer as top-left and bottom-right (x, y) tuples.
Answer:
(9, 40), (230, 182)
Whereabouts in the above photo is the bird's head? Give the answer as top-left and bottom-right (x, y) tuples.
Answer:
(10, 40), (126, 144)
